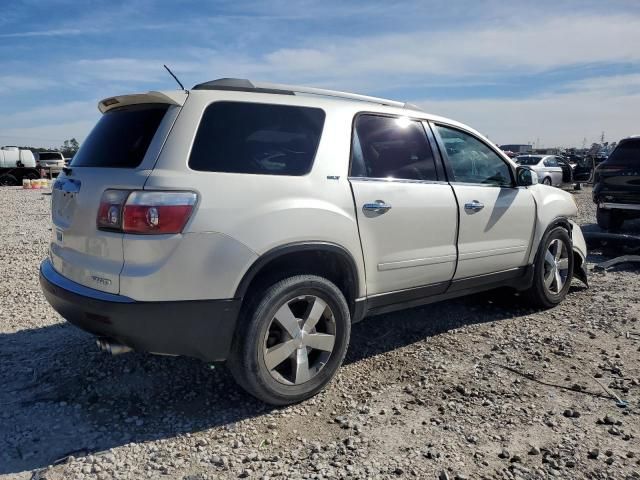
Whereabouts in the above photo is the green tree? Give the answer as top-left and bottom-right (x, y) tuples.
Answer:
(60, 138), (80, 158)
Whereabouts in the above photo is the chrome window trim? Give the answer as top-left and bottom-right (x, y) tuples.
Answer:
(347, 176), (449, 186)
(448, 181), (514, 188)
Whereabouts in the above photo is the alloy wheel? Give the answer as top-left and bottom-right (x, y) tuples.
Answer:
(263, 295), (336, 385)
(543, 238), (570, 294)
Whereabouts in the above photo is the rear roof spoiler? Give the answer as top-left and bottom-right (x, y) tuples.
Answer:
(98, 91), (188, 113)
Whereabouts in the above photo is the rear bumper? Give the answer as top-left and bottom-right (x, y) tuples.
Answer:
(39, 259), (240, 361)
(598, 202), (640, 212)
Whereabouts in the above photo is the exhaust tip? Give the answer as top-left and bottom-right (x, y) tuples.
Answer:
(96, 337), (132, 355)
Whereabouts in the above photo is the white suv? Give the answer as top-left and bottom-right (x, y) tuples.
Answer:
(40, 78), (588, 405)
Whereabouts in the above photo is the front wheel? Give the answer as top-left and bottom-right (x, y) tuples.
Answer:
(524, 227), (574, 308)
(228, 275), (351, 405)
(0, 174), (19, 186)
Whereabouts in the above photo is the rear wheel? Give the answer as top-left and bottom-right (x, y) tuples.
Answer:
(0, 174), (18, 186)
(228, 275), (351, 405)
(542, 177), (552, 186)
(525, 226), (574, 308)
(596, 207), (624, 230)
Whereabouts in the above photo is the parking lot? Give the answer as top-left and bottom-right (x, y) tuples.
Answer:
(1, 185), (639, 479)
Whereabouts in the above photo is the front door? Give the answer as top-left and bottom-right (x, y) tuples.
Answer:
(349, 114), (458, 296)
(432, 124), (536, 280)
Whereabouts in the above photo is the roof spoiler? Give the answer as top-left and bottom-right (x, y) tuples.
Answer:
(98, 90), (188, 113)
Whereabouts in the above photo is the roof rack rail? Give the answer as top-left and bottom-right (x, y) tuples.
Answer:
(192, 78), (422, 111)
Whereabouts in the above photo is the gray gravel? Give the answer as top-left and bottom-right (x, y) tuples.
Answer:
(1, 185), (639, 480)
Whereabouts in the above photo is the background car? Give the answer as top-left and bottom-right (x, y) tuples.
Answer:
(35, 151), (66, 178)
(515, 155), (564, 186)
(593, 136), (640, 230)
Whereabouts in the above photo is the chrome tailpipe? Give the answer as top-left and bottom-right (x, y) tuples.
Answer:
(96, 338), (133, 355)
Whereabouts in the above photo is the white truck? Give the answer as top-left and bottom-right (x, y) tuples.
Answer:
(0, 146), (41, 186)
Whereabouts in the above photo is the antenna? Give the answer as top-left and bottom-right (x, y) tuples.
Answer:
(163, 64), (185, 91)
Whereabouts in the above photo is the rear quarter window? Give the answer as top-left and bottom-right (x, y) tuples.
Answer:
(71, 103), (169, 168)
(608, 140), (640, 165)
(188, 101), (325, 175)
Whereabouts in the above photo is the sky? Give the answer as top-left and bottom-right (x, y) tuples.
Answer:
(1, 0), (640, 149)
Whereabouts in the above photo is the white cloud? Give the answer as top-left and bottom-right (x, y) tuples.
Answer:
(417, 87), (640, 147)
(0, 76), (58, 93)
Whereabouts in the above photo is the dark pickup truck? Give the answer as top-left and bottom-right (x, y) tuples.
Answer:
(593, 137), (640, 230)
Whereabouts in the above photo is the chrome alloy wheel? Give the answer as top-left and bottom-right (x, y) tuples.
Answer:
(543, 238), (570, 294)
(263, 295), (336, 385)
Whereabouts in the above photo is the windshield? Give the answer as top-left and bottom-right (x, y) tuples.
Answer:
(607, 140), (640, 166)
(71, 103), (169, 168)
(515, 156), (542, 166)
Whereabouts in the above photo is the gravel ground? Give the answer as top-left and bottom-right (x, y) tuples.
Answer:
(1, 185), (639, 480)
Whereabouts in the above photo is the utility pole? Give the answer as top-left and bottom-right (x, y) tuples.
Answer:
(601, 131), (605, 144)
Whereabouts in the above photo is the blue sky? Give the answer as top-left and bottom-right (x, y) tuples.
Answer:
(1, 0), (640, 148)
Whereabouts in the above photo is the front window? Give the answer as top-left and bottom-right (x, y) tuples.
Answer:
(435, 125), (512, 186)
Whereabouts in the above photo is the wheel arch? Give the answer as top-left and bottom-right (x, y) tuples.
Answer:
(235, 242), (361, 317)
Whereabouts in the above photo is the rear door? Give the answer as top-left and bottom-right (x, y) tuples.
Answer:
(349, 113), (458, 296)
(432, 124), (536, 280)
(50, 100), (182, 294)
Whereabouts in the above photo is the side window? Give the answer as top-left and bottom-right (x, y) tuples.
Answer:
(189, 102), (325, 175)
(435, 125), (512, 186)
(544, 157), (558, 167)
(350, 114), (438, 181)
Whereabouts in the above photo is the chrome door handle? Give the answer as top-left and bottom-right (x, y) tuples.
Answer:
(464, 200), (484, 211)
(363, 200), (392, 213)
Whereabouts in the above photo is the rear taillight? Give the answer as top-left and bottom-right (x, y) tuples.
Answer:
(97, 190), (129, 231)
(97, 190), (197, 234)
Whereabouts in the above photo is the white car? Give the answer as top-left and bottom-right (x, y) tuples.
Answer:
(40, 78), (588, 405)
(35, 151), (66, 178)
(515, 155), (567, 186)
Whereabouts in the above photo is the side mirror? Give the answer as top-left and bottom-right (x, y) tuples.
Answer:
(516, 166), (538, 186)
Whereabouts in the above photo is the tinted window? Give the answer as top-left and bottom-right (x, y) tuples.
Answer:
(608, 140), (640, 165)
(351, 115), (437, 181)
(436, 125), (512, 186)
(38, 152), (63, 161)
(516, 156), (542, 166)
(71, 104), (169, 168)
(189, 102), (325, 175)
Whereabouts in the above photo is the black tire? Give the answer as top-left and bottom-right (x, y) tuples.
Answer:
(574, 183), (582, 191)
(524, 226), (574, 308)
(228, 275), (351, 405)
(0, 174), (19, 186)
(542, 177), (552, 186)
(596, 207), (624, 230)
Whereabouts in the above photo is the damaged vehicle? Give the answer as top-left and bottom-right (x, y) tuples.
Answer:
(515, 154), (592, 189)
(593, 136), (640, 230)
(40, 78), (588, 405)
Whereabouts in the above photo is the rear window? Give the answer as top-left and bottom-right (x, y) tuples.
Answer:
(71, 104), (169, 168)
(38, 152), (63, 161)
(189, 101), (325, 175)
(516, 156), (542, 165)
(608, 140), (640, 165)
